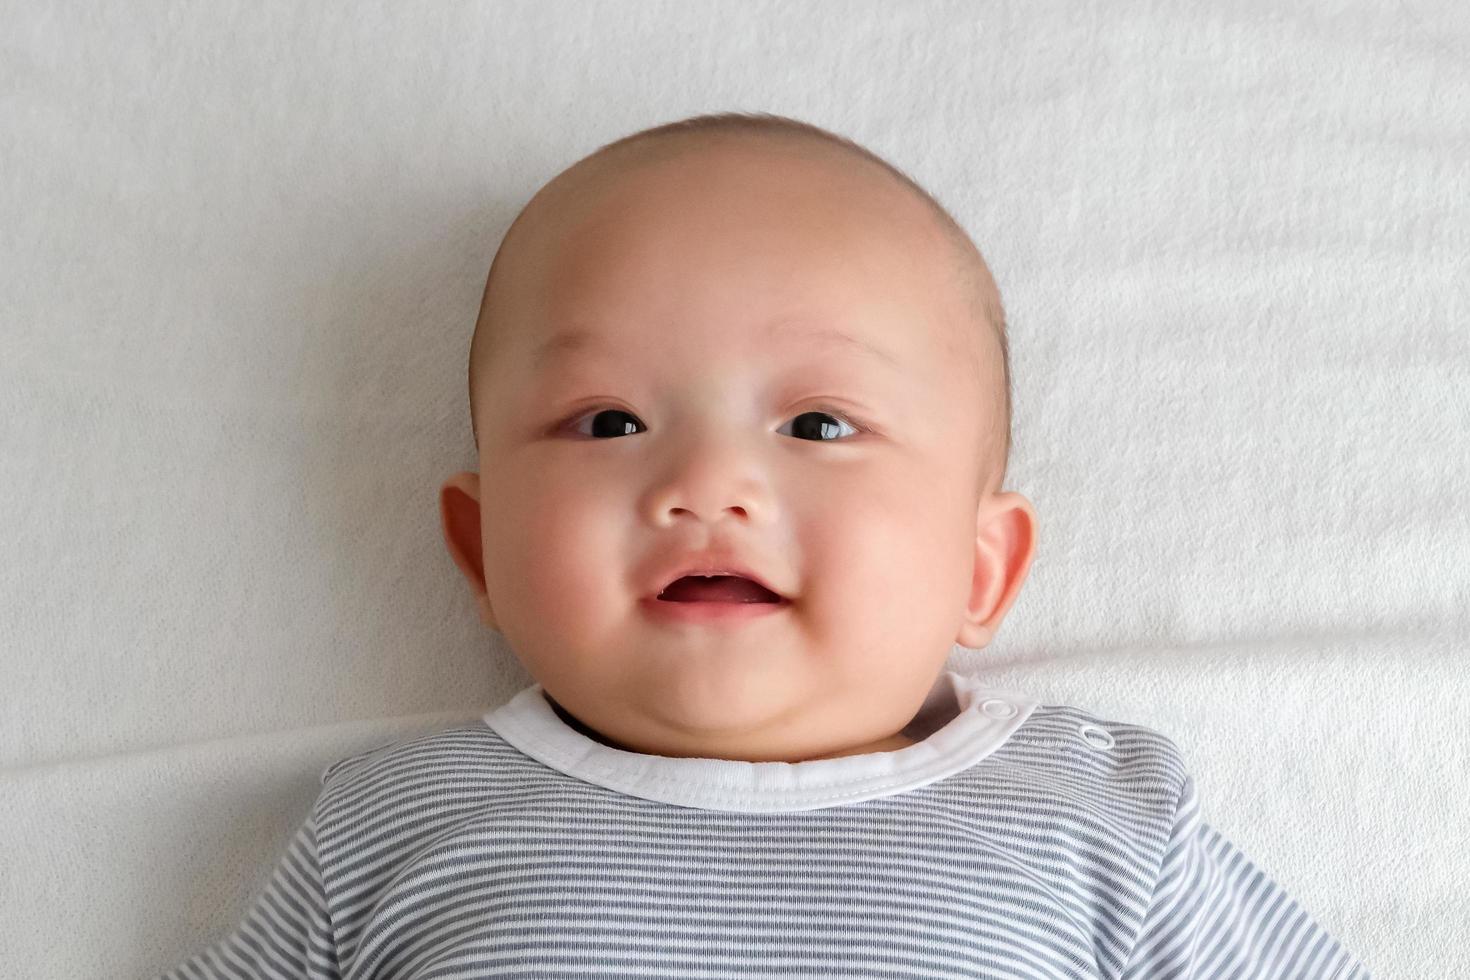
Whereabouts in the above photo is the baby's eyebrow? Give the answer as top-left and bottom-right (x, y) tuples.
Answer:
(532, 321), (901, 374)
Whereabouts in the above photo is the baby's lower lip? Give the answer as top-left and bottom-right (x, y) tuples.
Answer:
(639, 596), (791, 626)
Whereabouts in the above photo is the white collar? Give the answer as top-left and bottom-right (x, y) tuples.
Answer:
(482, 669), (1038, 812)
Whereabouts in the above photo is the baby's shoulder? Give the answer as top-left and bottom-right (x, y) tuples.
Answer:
(317, 722), (500, 789)
(310, 723), (508, 832)
(996, 700), (1194, 808)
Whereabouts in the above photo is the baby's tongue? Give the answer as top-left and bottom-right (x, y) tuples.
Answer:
(661, 575), (777, 603)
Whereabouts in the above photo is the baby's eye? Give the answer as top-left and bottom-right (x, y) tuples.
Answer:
(571, 408), (646, 439)
(776, 410), (860, 442)
(566, 408), (860, 441)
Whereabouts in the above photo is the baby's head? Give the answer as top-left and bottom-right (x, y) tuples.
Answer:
(441, 112), (1037, 763)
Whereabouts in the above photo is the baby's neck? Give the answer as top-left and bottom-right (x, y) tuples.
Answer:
(544, 692), (916, 760)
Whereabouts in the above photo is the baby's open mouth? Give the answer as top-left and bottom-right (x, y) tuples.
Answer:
(657, 575), (783, 603)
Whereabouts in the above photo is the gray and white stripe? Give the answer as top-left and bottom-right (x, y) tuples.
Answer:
(160, 705), (1369, 979)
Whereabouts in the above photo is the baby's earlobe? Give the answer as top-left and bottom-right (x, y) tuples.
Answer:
(476, 594), (499, 631)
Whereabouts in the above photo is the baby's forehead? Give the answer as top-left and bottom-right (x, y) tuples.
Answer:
(513, 181), (982, 370)
(477, 134), (999, 397)
(530, 136), (942, 254)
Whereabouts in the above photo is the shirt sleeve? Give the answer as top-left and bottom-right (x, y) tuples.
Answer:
(1121, 775), (1371, 979)
(155, 810), (340, 980)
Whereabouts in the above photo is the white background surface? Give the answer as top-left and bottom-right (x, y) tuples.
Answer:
(3, 1), (1466, 976)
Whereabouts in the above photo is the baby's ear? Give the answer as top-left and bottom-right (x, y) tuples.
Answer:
(954, 491), (1037, 650)
(439, 471), (498, 630)
(956, 624), (995, 649)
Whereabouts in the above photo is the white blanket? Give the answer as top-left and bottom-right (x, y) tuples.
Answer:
(2, 1), (1465, 976)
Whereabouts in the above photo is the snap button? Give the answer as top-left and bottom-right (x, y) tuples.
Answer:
(980, 698), (1017, 719)
(1078, 724), (1114, 750)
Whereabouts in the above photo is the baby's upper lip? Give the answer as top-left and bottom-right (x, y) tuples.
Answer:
(647, 553), (789, 601)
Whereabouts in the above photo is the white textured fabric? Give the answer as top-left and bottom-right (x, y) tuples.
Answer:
(2, 1), (1465, 977)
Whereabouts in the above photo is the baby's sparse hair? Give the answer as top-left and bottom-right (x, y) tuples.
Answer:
(468, 111), (1013, 496)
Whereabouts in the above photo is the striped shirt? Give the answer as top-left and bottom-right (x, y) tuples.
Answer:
(158, 670), (1370, 979)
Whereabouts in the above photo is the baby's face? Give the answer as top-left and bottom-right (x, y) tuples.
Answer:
(445, 138), (1036, 763)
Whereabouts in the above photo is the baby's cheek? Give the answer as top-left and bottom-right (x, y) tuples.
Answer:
(489, 518), (613, 687)
(523, 494), (624, 609)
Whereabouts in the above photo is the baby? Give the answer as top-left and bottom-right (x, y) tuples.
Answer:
(160, 112), (1368, 979)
